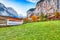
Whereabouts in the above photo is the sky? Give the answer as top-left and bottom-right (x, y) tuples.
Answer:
(0, 0), (39, 17)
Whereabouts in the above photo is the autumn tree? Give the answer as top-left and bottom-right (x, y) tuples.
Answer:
(54, 12), (60, 19)
(31, 15), (37, 22)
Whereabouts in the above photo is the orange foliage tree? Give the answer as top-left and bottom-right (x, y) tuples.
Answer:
(54, 12), (60, 19)
(31, 15), (37, 22)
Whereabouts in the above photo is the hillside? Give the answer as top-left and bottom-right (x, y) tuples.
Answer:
(0, 20), (60, 40)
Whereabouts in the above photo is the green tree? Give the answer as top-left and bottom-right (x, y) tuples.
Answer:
(39, 12), (44, 21)
(44, 14), (48, 21)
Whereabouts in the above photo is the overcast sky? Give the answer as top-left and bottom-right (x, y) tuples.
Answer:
(0, 0), (39, 16)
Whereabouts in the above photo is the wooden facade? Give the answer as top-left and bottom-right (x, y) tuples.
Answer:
(0, 16), (7, 26)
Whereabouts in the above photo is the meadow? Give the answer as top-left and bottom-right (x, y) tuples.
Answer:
(0, 20), (60, 40)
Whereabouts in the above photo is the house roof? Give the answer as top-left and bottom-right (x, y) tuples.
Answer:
(0, 15), (22, 22)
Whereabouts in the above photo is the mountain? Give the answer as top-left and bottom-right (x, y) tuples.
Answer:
(0, 3), (18, 18)
(0, 3), (7, 11)
(27, 8), (35, 17)
(6, 7), (18, 18)
(0, 3), (9, 16)
(36, 0), (44, 6)
(27, 8), (35, 14)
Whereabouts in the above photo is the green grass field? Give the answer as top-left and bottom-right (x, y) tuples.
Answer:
(0, 20), (60, 40)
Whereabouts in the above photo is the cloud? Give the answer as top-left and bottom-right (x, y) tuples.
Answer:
(27, 0), (40, 3)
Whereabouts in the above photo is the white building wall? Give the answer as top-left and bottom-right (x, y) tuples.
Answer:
(7, 20), (23, 25)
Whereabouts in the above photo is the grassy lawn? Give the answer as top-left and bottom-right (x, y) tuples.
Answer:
(0, 20), (60, 40)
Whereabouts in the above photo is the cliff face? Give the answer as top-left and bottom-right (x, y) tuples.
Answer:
(34, 0), (60, 16)
(27, 8), (35, 17)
